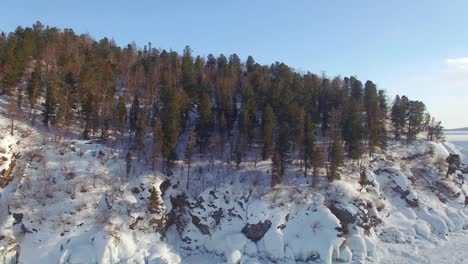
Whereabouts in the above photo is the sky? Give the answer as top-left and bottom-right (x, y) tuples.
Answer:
(1, 0), (468, 128)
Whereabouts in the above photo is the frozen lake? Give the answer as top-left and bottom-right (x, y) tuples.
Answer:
(444, 130), (468, 163)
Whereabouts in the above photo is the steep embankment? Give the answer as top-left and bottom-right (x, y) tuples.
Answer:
(0, 111), (467, 264)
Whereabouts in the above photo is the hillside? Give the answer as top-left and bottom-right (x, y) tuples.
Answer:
(0, 23), (465, 264)
(0, 95), (467, 264)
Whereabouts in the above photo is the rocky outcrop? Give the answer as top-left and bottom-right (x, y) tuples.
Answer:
(190, 214), (210, 235)
(328, 200), (382, 234)
(242, 220), (272, 241)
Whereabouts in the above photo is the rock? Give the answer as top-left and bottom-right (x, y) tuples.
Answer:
(131, 187), (140, 194)
(12, 213), (23, 225)
(129, 216), (144, 230)
(191, 214), (210, 235)
(159, 179), (171, 197)
(166, 194), (191, 237)
(328, 205), (356, 227)
(242, 220), (272, 241)
(211, 208), (223, 225)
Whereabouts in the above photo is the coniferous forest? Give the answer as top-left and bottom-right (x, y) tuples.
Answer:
(0, 22), (444, 185)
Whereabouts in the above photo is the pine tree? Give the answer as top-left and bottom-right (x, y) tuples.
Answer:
(276, 119), (290, 177)
(311, 146), (325, 187)
(196, 92), (212, 153)
(271, 150), (282, 187)
(407, 100), (426, 142)
(329, 134), (344, 182)
(160, 75), (180, 166)
(343, 108), (364, 160)
(364, 81), (380, 155)
(135, 109), (148, 157)
(262, 104), (275, 160)
(27, 61), (41, 121)
(246, 56), (255, 73)
(377, 89), (388, 148)
(129, 95), (140, 134)
(126, 151), (132, 177)
(446, 154), (461, 177)
(181, 46), (195, 100)
(391, 95), (409, 139)
(328, 108), (344, 182)
(81, 93), (98, 139)
(116, 95), (127, 134)
(185, 130), (195, 191)
(42, 72), (58, 127)
(302, 117), (316, 177)
(427, 117), (443, 142)
(343, 77), (365, 160)
(151, 119), (164, 171)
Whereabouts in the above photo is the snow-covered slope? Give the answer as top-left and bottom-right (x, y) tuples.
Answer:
(0, 104), (467, 264)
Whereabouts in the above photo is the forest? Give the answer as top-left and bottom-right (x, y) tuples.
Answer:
(0, 22), (444, 186)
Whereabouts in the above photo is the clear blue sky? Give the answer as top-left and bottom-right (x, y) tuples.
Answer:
(2, 0), (468, 128)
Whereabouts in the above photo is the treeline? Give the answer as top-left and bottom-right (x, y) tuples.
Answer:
(0, 22), (443, 185)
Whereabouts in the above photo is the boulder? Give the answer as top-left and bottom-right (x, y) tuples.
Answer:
(242, 220), (272, 241)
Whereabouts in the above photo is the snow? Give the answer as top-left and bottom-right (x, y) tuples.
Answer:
(379, 230), (468, 264)
(413, 220), (431, 239)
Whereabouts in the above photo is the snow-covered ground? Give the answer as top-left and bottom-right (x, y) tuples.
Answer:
(0, 97), (468, 264)
(379, 229), (468, 264)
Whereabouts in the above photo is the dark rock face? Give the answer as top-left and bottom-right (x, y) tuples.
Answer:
(211, 208), (223, 225)
(328, 205), (356, 226)
(12, 213), (23, 225)
(159, 179), (171, 197)
(328, 200), (382, 235)
(392, 186), (419, 207)
(165, 193), (191, 237)
(191, 214), (210, 235)
(242, 220), (272, 241)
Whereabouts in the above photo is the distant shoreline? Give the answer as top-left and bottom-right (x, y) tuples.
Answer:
(444, 127), (468, 132)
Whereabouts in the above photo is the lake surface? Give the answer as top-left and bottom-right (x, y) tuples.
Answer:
(444, 130), (468, 164)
